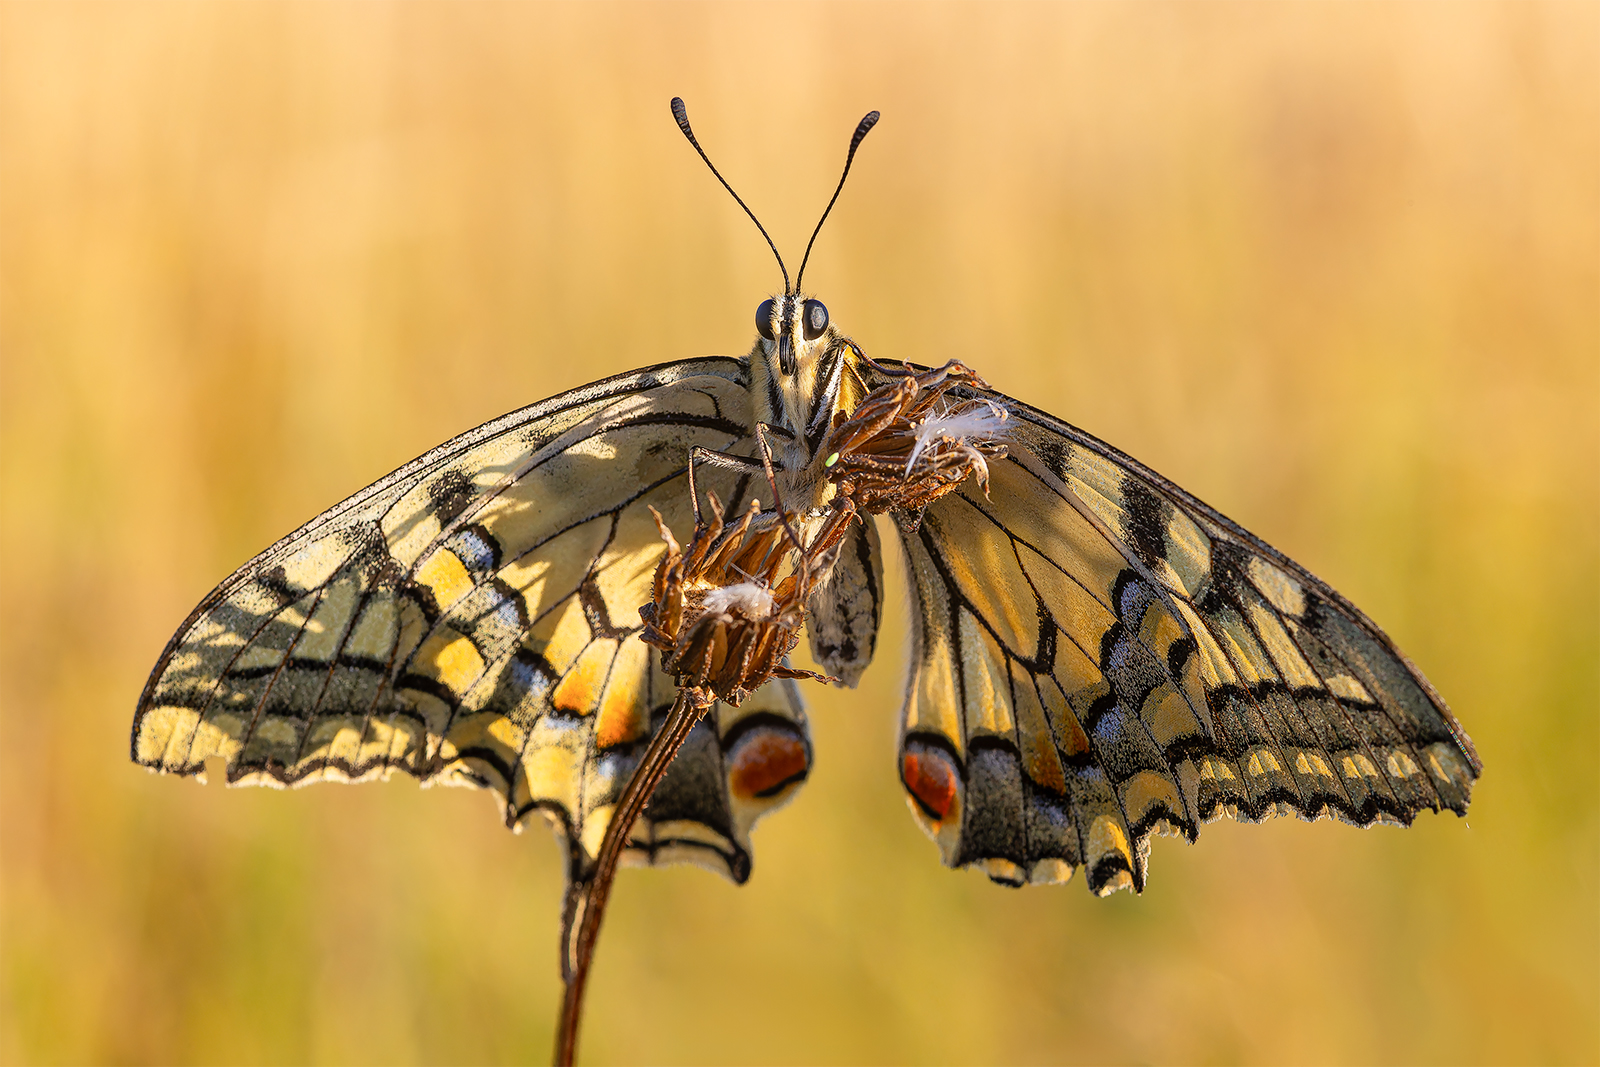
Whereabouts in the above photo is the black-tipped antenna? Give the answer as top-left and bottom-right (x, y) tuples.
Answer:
(794, 110), (880, 294)
(671, 97), (789, 292)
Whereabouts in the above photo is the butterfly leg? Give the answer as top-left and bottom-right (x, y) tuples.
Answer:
(753, 423), (808, 556)
(687, 443), (765, 521)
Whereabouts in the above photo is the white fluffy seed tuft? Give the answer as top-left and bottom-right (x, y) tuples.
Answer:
(701, 582), (777, 618)
(905, 400), (1011, 473)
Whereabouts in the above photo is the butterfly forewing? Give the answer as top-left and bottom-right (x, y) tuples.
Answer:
(890, 377), (1480, 894)
(133, 356), (812, 884)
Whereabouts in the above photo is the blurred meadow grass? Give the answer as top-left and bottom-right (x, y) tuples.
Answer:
(1, 2), (1596, 1063)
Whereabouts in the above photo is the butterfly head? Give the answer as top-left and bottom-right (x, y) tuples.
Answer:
(751, 291), (851, 451)
(755, 294), (832, 376)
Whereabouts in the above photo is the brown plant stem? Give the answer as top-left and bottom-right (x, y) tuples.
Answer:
(554, 687), (710, 1066)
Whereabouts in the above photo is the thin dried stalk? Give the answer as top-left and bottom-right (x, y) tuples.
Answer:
(554, 687), (709, 1066)
(555, 495), (839, 1064)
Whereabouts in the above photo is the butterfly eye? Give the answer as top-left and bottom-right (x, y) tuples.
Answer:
(755, 298), (776, 341)
(802, 299), (829, 341)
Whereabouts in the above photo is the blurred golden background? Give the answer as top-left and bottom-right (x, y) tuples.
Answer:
(2, 2), (1595, 1063)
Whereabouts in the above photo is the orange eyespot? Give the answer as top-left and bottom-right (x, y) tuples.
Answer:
(728, 724), (809, 800)
(901, 743), (960, 821)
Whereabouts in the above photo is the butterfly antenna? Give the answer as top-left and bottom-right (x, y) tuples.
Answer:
(672, 97), (789, 293)
(794, 110), (880, 294)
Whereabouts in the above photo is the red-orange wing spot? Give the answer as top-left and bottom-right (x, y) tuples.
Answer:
(727, 724), (810, 799)
(901, 741), (961, 821)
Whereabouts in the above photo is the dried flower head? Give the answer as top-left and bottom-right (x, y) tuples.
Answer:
(639, 493), (838, 706)
(820, 360), (1011, 527)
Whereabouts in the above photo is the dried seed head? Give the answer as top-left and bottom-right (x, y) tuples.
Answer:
(640, 496), (837, 706)
(821, 360), (1010, 524)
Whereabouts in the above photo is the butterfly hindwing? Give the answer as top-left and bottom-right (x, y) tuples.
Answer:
(133, 356), (811, 884)
(893, 383), (1480, 894)
(805, 516), (885, 687)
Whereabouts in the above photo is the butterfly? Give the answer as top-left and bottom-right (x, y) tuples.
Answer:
(132, 99), (1479, 900)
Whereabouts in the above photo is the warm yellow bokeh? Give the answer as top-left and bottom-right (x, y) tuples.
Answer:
(2, 3), (1595, 1064)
